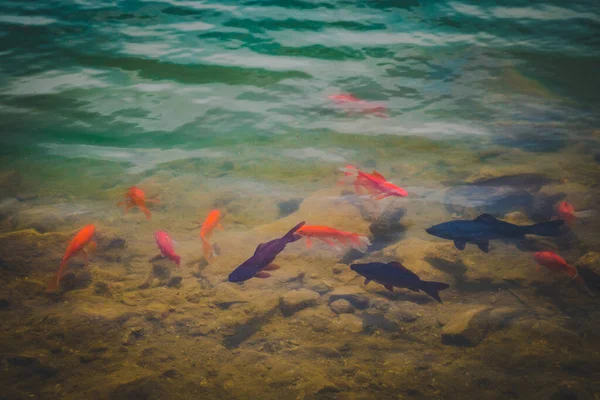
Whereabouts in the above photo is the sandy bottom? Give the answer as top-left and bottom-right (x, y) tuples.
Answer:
(1, 144), (600, 400)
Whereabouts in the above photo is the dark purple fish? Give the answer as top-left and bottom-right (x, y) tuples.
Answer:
(350, 261), (450, 303)
(228, 221), (305, 283)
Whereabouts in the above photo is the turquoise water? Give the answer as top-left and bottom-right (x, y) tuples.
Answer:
(1, 1), (600, 399)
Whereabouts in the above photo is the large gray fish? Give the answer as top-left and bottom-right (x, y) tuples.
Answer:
(426, 213), (564, 252)
(350, 261), (450, 303)
(228, 221), (305, 282)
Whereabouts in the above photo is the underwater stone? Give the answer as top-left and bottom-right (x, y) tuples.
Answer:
(309, 280), (334, 295)
(152, 264), (171, 280)
(337, 314), (363, 333)
(220, 161), (234, 171)
(575, 252), (600, 271)
(330, 299), (354, 314)
(329, 286), (370, 309)
(0, 297), (10, 309)
(441, 306), (491, 347)
(277, 198), (303, 218)
(167, 276), (182, 288)
(279, 289), (320, 317)
(121, 327), (143, 346)
(110, 376), (169, 400)
(93, 281), (111, 296)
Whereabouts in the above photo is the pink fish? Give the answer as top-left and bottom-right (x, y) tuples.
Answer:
(328, 93), (388, 118)
(154, 231), (181, 267)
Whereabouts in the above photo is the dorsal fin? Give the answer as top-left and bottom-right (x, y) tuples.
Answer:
(254, 242), (267, 255)
(371, 171), (386, 180)
(388, 261), (419, 278)
(475, 213), (497, 222)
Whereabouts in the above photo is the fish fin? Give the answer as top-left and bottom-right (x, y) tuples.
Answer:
(373, 193), (389, 201)
(453, 240), (467, 251)
(371, 171), (386, 181)
(536, 264), (541, 272)
(81, 249), (89, 266)
(283, 221), (306, 242)
(384, 284), (394, 292)
(475, 241), (489, 253)
(474, 214), (497, 222)
(305, 237), (313, 249)
(321, 238), (337, 247)
(202, 237), (214, 263)
(364, 278), (371, 285)
(143, 207), (151, 219)
(255, 271), (271, 279)
(264, 263), (281, 271)
(419, 281), (450, 303)
(217, 223), (224, 230)
(253, 242), (267, 255)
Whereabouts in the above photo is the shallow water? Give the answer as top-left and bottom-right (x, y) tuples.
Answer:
(1, 0), (600, 399)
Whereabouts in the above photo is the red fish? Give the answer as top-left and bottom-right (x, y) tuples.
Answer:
(556, 201), (575, 225)
(47, 224), (96, 292)
(118, 186), (157, 219)
(200, 209), (223, 263)
(341, 165), (408, 199)
(328, 93), (388, 118)
(154, 231), (181, 267)
(296, 225), (370, 251)
(534, 251), (594, 295)
(533, 251), (578, 278)
(555, 201), (597, 225)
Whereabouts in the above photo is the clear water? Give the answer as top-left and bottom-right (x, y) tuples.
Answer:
(1, 0), (600, 399)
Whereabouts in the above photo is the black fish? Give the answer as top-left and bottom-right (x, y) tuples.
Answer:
(426, 213), (564, 252)
(350, 261), (450, 303)
(228, 221), (305, 282)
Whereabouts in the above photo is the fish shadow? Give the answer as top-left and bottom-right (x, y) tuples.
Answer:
(425, 256), (523, 293)
(373, 289), (435, 305)
(221, 306), (280, 349)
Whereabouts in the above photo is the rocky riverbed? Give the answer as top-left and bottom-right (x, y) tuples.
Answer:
(1, 163), (600, 400)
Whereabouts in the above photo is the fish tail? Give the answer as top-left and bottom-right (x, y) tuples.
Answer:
(202, 236), (214, 263)
(283, 221), (306, 242)
(46, 260), (67, 293)
(142, 206), (151, 219)
(419, 280), (450, 303)
(524, 219), (565, 236)
(349, 234), (371, 251)
(174, 255), (181, 266)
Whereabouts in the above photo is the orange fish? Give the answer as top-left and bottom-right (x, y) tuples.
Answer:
(534, 251), (594, 295)
(340, 165), (408, 200)
(296, 225), (371, 251)
(533, 251), (578, 279)
(200, 209), (223, 263)
(328, 93), (388, 118)
(117, 186), (157, 219)
(47, 224), (96, 292)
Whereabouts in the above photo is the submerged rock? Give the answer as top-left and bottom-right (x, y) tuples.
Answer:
(329, 286), (370, 309)
(330, 299), (354, 314)
(279, 289), (320, 316)
(121, 327), (143, 346)
(277, 198), (303, 218)
(110, 376), (169, 400)
(441, 307), (491, 347)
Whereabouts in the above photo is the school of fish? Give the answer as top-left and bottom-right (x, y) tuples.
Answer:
(47, 151), (594, 306)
